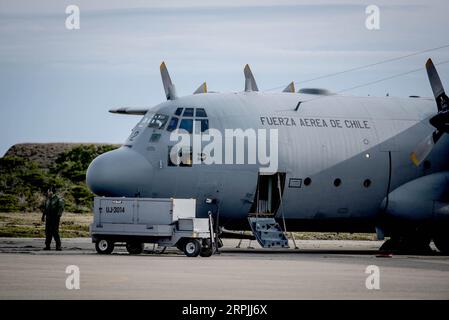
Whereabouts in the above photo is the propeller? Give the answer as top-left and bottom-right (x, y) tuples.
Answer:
(160, 61), (178, 100)
(282, 81), (296, 93)
(193, 82), (207, 94)
(410, 59), (449, 166)
(244, 64), (259, 92)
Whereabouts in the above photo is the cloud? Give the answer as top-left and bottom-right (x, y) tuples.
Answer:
(0, 0), (448, 156)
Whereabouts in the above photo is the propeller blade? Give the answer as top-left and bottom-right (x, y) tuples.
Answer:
(410, 130), (443, 166)
(244, 64), (259, 92)
(282, 82), (296, 93)
(193, 82), (207, 94)
(429, 110), (449, 133)
(160, 62), (178, 100)
(426, 58), (448, 112)
(109, 107), (148, 115)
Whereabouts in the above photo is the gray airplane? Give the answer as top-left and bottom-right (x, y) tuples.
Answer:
(86, 59), (449, 254)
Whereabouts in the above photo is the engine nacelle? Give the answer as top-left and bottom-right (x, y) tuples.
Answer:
(382, 171), (449, 222)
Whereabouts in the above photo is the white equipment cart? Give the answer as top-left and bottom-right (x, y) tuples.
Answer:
(90, 197), (214, 257)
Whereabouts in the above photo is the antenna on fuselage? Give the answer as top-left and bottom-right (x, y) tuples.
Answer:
(160, 62), (178, 100)
(244, 64), (259, 92)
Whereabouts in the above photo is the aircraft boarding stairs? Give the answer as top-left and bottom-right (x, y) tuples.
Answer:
(248, 217), (289, 248)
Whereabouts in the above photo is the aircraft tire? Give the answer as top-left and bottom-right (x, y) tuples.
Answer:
(200, 247), (213, 257)
(183, 239), (201, 257)
(95, 239), (114, 254)
(126, 242), (144, 255)
(200, 239), (213, 257)
(379, 235), (432, 254)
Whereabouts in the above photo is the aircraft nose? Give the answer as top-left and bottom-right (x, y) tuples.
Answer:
(86, 147), (153, 197)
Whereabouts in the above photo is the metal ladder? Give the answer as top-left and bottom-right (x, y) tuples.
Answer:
(248, 217), (289, 248)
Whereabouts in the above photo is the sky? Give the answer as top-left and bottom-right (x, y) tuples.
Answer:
(1, 0), (448, 156)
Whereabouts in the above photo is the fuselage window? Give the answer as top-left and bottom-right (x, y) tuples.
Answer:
(183, 108), (194, 117)
(166, 117), (179, 132)
(196, 108), (207, 117)
(179, 119), (193, 133)
(174, 108), (183, 116)
(148, 114), (169, 129)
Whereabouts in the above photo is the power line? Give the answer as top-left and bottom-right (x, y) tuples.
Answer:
(264, 44), (449, 92)
(299, 59), (449, 104)
(335, 59), (449, 95)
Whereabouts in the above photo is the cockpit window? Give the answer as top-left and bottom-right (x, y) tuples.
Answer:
(137, 115), (151, 128)
(148, 114), (169, 129)
(166, 108), (209, 134)
(183, 108), (194, 117)
(166, 117), (179, 132)
(196, 108), (207, 117)
(199, 119), (209, 132)
(174, 108), (183, 116)
(179, 119), (193, 133)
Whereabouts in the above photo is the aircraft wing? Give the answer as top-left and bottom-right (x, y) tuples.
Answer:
(109, 107), (148, 115)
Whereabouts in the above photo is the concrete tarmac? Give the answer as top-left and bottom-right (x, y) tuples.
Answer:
(0, 238), (448, 299)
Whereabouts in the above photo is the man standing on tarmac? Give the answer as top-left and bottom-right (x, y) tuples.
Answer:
(41, 186), (65, 251)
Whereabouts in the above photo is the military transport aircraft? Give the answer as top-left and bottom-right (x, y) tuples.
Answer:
(86, 59), (449, 253)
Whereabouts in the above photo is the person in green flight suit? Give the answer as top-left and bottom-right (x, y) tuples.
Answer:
(41, 186), (64, 251)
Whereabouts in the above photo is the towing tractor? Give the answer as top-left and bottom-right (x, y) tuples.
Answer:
(90, 197), (214, 257)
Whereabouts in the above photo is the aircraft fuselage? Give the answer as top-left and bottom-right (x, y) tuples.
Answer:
(86, 92), (449, 234)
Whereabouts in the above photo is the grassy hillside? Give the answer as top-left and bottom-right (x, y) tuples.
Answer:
(0, 212), (91, 238)
(0, 143), (119, 213)
(0, 143), (376, 240)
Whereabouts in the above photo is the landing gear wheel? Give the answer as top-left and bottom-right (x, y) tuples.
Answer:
(95, 239), (114, 254)
(183, 239), (201, 257)
(433, 235), (449, 254)
(200, 239), (213, 257)
(126, 242), (144, 255)
(379, 235), (432, 254)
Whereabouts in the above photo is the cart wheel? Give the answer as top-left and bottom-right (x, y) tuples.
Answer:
(95, 239), (114, 254)
(183, 239), (201, 257)
(126, 242), (144, 255)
